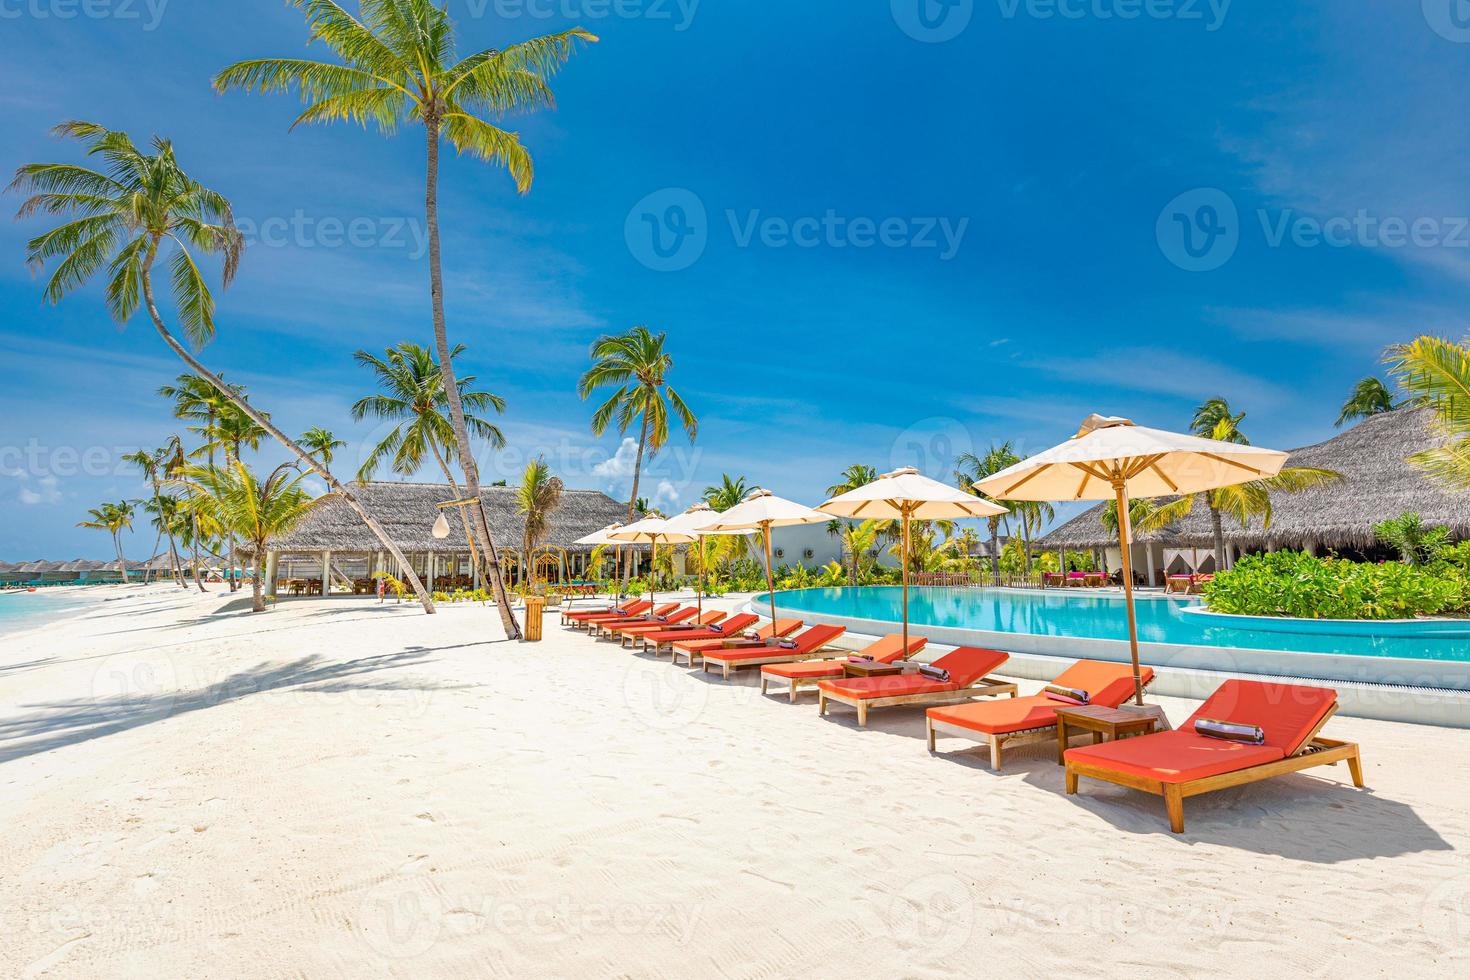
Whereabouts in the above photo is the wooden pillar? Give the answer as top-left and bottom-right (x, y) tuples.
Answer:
(1143, 543), (1156, 588)
(427, 553), (435, 592)
(264, 551), (279, 598)
(321, 550), (332, 595)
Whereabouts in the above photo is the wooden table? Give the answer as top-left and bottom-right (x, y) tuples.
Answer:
(1054, 705), (1159, 764)
(842, 660), (903, 678)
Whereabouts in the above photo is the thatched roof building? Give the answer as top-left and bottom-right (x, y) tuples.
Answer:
(1039, 408), (1470, 552)
(266, 481), (634, 556)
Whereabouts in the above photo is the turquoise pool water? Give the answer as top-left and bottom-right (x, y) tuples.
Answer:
(0, 591), (87, 637)
(764, 587), (1470, 663)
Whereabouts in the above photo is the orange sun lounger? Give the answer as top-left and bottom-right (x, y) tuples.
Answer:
(576, 603), (679, 633)
(562, 599), (651, 626)
(589, 605), (695, 639)
(926, 660), (1155, 770)
(760, 634), (928, 702)
(699, 624), (847, 680)
(668, 618), (802, 664)
(817, 647), (1016, 726)
(632, 613), (758, 654)
(1064, 679), (1365, 833)
(612, 609), (726, 646)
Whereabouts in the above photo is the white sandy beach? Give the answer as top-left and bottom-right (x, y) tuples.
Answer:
(2, 584), (1468, 978)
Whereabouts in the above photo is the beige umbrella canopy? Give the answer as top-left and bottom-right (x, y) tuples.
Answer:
(610, 517), (698, 609)
(818, 467), (1008, 653)
(705, 489), (833, 626)
(573, 523), (624, 599)
(662, 504), (756, 617)
(975, 414), (1289, 704)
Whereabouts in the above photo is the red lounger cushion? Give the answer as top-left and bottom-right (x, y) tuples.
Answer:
(708, 625), (845, 662)
(818, 646), (1008, 700)
(761, 660), (849, 680)
(1183, 680), (1338, 753)
(1066, 730), (1284, 784)
(762, 634), (926, 680)
(927, 661), (1155, 736)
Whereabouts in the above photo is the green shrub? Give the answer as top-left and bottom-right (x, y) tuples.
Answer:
(1203, 551), (1465, 620)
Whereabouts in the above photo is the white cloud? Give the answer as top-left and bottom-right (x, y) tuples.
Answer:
(16, 475), (60, 507)
(591, 438), (640, 482)
(651, 480), (681, 512)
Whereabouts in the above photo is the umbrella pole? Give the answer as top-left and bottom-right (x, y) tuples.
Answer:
(650, 540), (657, 610)
(764, 522), (777, 629)
(901, 512), (911, 656)
(1113, 482), (1145, 705)
(696, 534), (704, 620)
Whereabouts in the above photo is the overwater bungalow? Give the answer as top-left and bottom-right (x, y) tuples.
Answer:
(1038, 407), (1470, 584)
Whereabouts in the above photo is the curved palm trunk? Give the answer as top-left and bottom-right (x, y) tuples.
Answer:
(988, 518), (1001, 585)
(188, 510), (207, 592)
(1210, 503), (1227, 571)
(427, 441), (484, 581)
(148, 474), (187, 588)
(422, 118), (519, 636)
(112, 530), (128, 584)
(620, 414), (651, 591)
(138, 244), (436, 614)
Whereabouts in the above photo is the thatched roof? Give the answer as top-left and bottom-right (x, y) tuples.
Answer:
(262, 481), (636, 556)
(1038, 408), (1470, 550)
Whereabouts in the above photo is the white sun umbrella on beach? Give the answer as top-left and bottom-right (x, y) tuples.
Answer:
(974, 414), (1289, 705)
(661, 503), (757, 619)
(573, 523), (625, 598)
(705, 489), (833, 627)
(818, 466), (1009, 655)
(610, 517), (698, 610)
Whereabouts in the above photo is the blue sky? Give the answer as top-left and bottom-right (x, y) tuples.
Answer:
(4, 1), (1470, 558)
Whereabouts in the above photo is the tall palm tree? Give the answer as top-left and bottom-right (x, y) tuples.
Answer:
(1190, 397), (1248, 442)
(1141, 414), (1341, 567)
(11, 121), (436, 612)
(78, 501), (135, 583)
(181, 461), (315, 612)
(1336, 376), (1398, 427)
(193, 402), (267, 590)
(701, 474), (752, 566)
(516, 456), (563, 588)
(1386, 336), (1470, 490)
(300, 427), (347, 467)
(825, 464), (878, 584)
(955, 444), (1019, 584)
(123, 447), (186, 588)
(353, 342), (506, 575)
(217, 1), (595, 638)
(579, 326), (698, 524)
(1011, 498), (1055, 573)
(142, 492), (190, 586)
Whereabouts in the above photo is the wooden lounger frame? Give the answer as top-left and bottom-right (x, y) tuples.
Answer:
(818, 677), (1018, 727)
(1063, 704), (1365, 833)
(760, 669), (842, 703)
(700, 643), (838, 680)
(926, 679), (1157, 771)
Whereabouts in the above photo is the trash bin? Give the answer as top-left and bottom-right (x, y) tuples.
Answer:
(523, 595), (545, 641)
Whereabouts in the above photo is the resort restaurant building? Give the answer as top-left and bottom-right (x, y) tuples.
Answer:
(1037, 408), (1470, 585)
(259, 481), (640, 596)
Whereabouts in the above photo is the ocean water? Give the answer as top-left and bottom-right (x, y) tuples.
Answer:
(766, 586), (1470, 662)
(0, 590), (88, 637)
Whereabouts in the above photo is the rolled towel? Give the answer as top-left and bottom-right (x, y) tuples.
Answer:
(847, 655), (876, 664)
(1194, 718), (1265, 744)
(707, 623), (724, 633)
(1043, 685), (1091, 706)
(918, 664), (950, 683)
(743, 629), (760, 640)
(777, 639), (798, 649)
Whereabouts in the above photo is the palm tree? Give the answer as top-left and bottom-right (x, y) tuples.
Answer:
(1190, 397), (1248, 442)
(193, 402), (267, 591)
(1141, 414), (1341, 567)
(516, 456), (564, 588)
(955, 444), (1019, 584)
(78, 501), (135, 583)
(142, 492), (190, 586)
(579, 326), (698, 524)
(1011, 498), (1055, 573)
(123, 447), (186, 588)
(182, 461), (315, 612)
(11, 122), (436, 612)
(1386, 336), (1470, 490)
(1336, 377), (1398, 427)
(300, 427), (347, 467)
(217, 2), (595, 638)
(353, 342), (506, 576)
(701, 474), (752, 566)
(825, 464), (878, 584)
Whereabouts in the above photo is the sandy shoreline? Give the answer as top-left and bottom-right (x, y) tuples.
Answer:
(2, 584), (1467, 977)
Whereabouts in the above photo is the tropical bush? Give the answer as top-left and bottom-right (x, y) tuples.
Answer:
(1202, 551), (1465, 621)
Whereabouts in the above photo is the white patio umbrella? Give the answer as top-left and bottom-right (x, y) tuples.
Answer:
(974, 414), (1288, 705)
(573, 523), (625, 597)
(818, 467), (1009, 655)
(662, 503), (757, 619)
(705, 489), (833, 626)
(610, 517), (698, 610)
